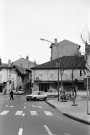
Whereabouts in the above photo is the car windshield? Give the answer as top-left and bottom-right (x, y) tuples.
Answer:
(31, 91), (44, 95)
(31, 92), (38, 95)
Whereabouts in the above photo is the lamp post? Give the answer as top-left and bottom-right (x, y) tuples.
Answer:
(81, 33), (90, 114)
(60, 60), (64, 91)
(40, 38), (60, 101)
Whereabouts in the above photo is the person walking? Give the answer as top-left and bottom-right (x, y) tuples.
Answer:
(9, 89), (14, 100)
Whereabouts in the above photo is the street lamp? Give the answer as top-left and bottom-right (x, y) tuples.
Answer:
(40, 38), (60, 101)
(59, 60), (64, 91)
(81, 34), (90, 114)
(40, 38), (53, 44)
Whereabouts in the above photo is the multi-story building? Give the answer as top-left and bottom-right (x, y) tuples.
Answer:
(0, 60), (31, 94)
(13, 56), (37, 69)
(31, 55), (86, 92)
(50, 39), (81, 60)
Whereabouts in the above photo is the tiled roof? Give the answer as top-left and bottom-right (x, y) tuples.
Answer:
(14, 65), (26, 75)
(31, 56), (86, 70)
(0, 63), (12, 68)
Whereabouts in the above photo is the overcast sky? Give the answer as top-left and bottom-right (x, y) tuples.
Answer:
(0, 0), (90, 64)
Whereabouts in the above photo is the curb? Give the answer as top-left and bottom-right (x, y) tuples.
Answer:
(63, 113), (90, 125)
(46, 100), (90, 125)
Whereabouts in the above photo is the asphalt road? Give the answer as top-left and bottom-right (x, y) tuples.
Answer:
(0, 94), (89, 135)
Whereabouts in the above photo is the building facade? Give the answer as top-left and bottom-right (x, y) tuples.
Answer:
(0, 63), (31, 94)
(13, 56), (37, 69)
(31, 56), (86, 92)
(50, 39), (81, 60)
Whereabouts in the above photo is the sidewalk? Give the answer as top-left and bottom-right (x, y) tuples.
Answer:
(46, 96), (90, 125)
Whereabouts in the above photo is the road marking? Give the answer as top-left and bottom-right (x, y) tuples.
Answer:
(32, 105), (42, 108)
(44, 111), (53, 116)
(22, 113), (25, 117)
(6, 105), (13, 107)
(0, 110), (9, 115)
(15, 111), (23, 116)
(30, 111), (37, 116)
(64, 133), (71, 135)
(24, 106), (26, 109)
(44, 125), (56, 135)
(18, 128), (23, 135)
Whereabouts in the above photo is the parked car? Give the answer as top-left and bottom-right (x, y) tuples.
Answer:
(46, 89), (58, 97)
(26, 91), (47, 101)
(15, 89), (25, 95)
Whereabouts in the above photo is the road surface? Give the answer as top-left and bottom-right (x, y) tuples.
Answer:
(0, 94), (89, 135)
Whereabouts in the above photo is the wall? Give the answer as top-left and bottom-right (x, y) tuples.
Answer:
(13, 58), (36, 69)
(0, 69), (7, 83)
(0, 68), (23, 93)
(32, 69), (85, 82)
(51, 40), (80, 60)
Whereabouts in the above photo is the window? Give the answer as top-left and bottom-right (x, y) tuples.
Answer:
(80, 70), (82, 76)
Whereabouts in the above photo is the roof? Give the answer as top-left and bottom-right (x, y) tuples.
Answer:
(13, 58), (37, 69)
(14, 65), (26, 75)
(50, 39), (81, 48)
(0, 63), (31, 74)
(31, 55), (86, 70)
(0, 63), (12, 69)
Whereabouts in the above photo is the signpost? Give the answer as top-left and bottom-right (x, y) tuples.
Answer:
(84, 77), (90, 115)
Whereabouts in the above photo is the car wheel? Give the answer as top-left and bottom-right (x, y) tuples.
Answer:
(34, 97), (37, 101)
(27, 99), (29, 101)
(44, 97), (46, 101)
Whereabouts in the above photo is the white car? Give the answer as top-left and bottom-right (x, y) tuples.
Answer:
(15, 89), (25, 95)
(26, 91), (47, 101)
(46, 89), (58, 97)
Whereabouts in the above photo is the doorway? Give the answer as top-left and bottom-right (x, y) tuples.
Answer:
(39, 84), (49, 92)
(0, 86), (3, 92)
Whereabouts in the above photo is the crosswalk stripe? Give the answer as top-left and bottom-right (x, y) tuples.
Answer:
(18, 128), (23, 135)
(15, 111), (23, 116)
(30, 111), (37, 116)
(0, 110), (9, 115)
(0, 110), (53, 116)
(44, 111), (53, 116)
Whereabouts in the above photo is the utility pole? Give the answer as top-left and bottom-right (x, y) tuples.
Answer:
(40, 38), (60, 101)
(81, 26), (90, 114)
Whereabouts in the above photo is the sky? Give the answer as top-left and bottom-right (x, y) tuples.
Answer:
(0, 0), (90, 64)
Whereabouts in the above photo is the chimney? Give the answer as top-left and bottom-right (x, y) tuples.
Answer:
(8, 59), (11, 67)
(26, 55), (29, 60)
(54, 38), (57, 46)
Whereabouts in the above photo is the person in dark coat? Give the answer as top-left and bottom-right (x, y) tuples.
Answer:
(9, 90), (14, 100)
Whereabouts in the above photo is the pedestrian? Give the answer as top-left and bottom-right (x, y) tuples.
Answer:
(9, 89), (14, 100)
(73, 85), (77, 99)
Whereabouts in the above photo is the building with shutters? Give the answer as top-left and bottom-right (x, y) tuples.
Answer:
(31, 55), (87, 92)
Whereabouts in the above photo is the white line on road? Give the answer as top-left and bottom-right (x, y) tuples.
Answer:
(44, 125), (56, 135)
(0, 110), (9, 115)
(18, 128), (23, 135)
(22, 113), (25, 116)
(64, 133), (71, 135)
(44, 111), (53, 116)
(24, 106), (26, 109)
(15, 111), (23, 116)
(32, 105), (42, 108)
(30, 111), (37, 116)
(6, 105), (13, 107)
